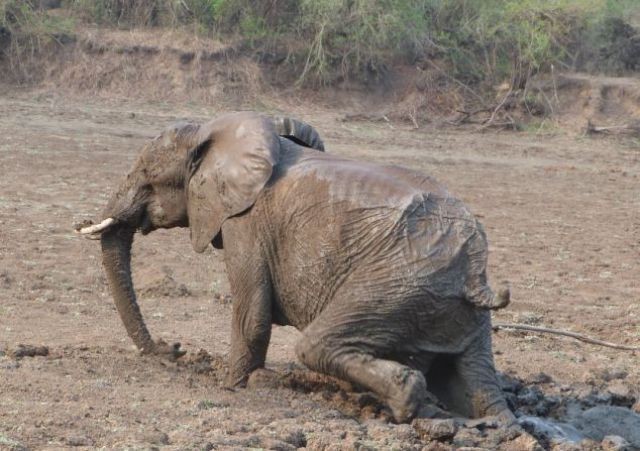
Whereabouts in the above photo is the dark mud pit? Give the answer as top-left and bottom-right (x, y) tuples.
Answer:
(0, 91), (639, 450)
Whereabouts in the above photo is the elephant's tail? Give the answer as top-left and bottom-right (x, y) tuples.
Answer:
(465, 285), (511, 310)
(461, 220), (511, 310)
(273, 116), (325, 152)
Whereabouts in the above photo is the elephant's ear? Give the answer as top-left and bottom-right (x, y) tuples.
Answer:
(273, 116), (325, 151)
(186, 113), (280, 253)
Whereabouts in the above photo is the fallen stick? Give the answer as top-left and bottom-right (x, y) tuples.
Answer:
(493, 323), (640, 351)
(586, 120), (640, 135)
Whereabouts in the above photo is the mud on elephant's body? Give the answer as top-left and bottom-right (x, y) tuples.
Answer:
(79, 112), (512, 423)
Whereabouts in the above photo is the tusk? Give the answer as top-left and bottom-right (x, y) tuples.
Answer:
(78, 218), (115, 235)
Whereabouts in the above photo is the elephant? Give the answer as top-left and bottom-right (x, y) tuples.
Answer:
(77, 112), (513, 424)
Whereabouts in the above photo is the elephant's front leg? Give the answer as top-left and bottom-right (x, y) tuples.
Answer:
(224, 261), (273, 388)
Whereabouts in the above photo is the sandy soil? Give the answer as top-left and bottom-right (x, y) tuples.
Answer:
(0, 90), (638, 450)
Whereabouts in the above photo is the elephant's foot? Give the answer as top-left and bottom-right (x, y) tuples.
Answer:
(142, 339), (186, 361)
(386, 367), (427, 423)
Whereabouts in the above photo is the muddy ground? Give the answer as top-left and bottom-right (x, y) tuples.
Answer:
(0, 90), (639, 450)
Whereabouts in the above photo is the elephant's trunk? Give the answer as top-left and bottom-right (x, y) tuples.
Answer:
(101, 226), (154, 353)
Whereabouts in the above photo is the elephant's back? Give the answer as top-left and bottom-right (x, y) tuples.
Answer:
(264, 147), (490, 345)
(277, 149), (450, 206)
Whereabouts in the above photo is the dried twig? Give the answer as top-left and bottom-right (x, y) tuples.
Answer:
(447, 107), (494, 125)
(482, 88), (513, 128)
(493, 323), (640, 351)
(425, 60), (486, 105)
(586, 120), (640, 136)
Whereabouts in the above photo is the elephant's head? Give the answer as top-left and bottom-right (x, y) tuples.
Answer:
(77, 113), (324, 355)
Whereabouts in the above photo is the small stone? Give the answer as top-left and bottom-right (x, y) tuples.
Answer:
(581, 371), (598, 384)
(603, 368), (628, 382)
(421, 442), (453, 451)
(601, 435), (632, 451)
(506, 431), (544, 451)
(529, 372), (553, 384)
(498, 373), (524, 393)
(282, 429), (307, 448)
(394, 423), (418, 441)
(12, 344), (49, 359)
(412, 418), (457, 442)
(549, 441), (583, 451)
(451, 427), (482, 448)
(576, 406), (640, 448)
(606, 381), (635, 407)
(260, 438), (296, 451)
(517, 386), (545, 406)
(140, 431), (169, 445)
(67, 435), (92, 447)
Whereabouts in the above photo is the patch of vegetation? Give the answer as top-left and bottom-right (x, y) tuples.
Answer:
(0, 0), (73, 80)
(3, 1), (640, 88)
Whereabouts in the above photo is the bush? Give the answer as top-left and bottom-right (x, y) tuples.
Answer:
(4, 0), (640, 87)
(207, 0), (640, 86)
(425, 0), (640, 86)
(0, 0), (72, 79)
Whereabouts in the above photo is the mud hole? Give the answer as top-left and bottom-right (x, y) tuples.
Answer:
(0, 91), (639, 449)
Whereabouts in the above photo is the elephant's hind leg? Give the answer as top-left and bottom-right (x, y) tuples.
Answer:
(425, 326), (513, 424)
(295, 322), (426, 423)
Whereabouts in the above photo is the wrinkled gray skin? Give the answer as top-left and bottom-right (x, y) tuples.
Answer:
(85, 112), (513, 424)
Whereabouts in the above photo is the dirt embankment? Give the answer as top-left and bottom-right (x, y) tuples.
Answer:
(3, 26), (640, 134)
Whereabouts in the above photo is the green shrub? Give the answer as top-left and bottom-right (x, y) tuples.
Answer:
(3, 0), (640, 87)
(425, 0), (640, 86)
(1, 0), (72, 78)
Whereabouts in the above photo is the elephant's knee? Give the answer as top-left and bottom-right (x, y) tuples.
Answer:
(295, 334), (315, 364)
(295, 334), (332, 371)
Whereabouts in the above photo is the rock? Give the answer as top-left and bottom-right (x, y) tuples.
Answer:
(601, 435), (633, 451)
(504, 430), (544, 451)
(632, 400), (640, 414)
(498, 373), (524, 393)
(573, 406), (640, 448)
(603, 367), (628, 382)
(518, 416), (584, 445)
(581, 371), (598, 385)
(451, 427), (483, 448)
(394, 423), (418, 441)
(517, 386), (545, 407)
(261, 438), (296, 451)
(282, 429), (307, 448)
(529, 372), (553, 384)
(412, 418), (457, 442)
(67, 435), (92, 447)
(140, 431), (169, 445)
(421, 442), (453, 451)
(606, 380), (636, 407)
(12, 344), (49, 359)
(550, 441), (583, 451)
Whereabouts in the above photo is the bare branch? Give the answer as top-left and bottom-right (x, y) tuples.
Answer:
(493, 323), (640, 351)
